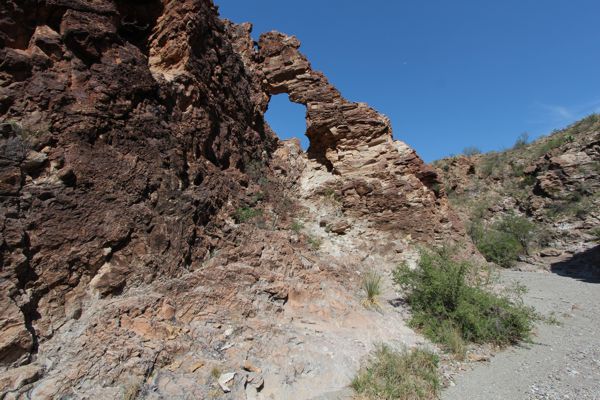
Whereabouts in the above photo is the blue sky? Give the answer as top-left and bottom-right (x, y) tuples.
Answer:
(217, 0), (600, 162)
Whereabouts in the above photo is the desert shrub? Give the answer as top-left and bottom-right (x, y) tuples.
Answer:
(545, 193), (594, 221)
(234, 207), (262, 223)
(534, 134), (573, 157)
(210, 366), (221, 380)
(510, 162), (525, 177)
(512, 132), (529, 150)
(476, 228), (523, 268)
(535, 227), (554, 248)
(567, 113), (599, 135)
(291, 219), (304, 234)
(361, 271), (382, 309)
(463, 146), (481, 156)
(479, 153), (502, 178)
(435, 320), (466, 359)
(495, 213), (536, 253)
(351, 344), (440, 400)
(393, 247), (534, 347)
(307, 235), (322, 250)
(469, 213), (536, 267)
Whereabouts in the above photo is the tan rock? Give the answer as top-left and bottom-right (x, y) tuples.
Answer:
(89, 262), (126, 297)
(0, 290), (33, 365)
(158, 302), (176, 321)
(0, 363), (42, 393)
(540, 248), (562, 257)
(242, 360), (262, 374)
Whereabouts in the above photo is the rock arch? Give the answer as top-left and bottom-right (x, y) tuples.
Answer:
(226, 23), (464, 241)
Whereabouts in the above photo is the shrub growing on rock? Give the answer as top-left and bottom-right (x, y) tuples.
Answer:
(234, 207), (262, 223)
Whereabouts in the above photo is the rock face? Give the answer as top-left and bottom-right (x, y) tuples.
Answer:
(0, 0), (274, 373)
(0, 1), (467, 398)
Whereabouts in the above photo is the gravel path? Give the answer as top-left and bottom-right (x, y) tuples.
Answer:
(443, 265), (600, 400)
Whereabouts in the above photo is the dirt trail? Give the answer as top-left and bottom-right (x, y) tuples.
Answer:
(443, 254), (600, 400)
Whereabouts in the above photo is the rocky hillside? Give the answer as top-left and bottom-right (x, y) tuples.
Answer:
(435, 114), (600, 268)
(0, 1), (471, 398)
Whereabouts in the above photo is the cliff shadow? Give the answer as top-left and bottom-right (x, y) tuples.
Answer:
(550, 244), (600, 284)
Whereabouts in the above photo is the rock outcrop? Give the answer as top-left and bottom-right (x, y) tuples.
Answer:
(0, 0), (275, 374)
(435, 114), (600, 258)
(0, 1), (468, 398)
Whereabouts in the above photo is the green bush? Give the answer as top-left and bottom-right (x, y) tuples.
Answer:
(476, 229), (523, 268)
(494, 213), (536, 254)
(512, 132), (529, 150)
(463, 146), (481, 156)
(234, 207), (262, 223)
(479, 153), (503, 178)
(290, 219), (304, 234)
(351, 345), (440, 400)
(469, 213), (536, 267)
(393, 247), (534, 347)
(307, 235), (322, 250)
(534, 133), (574, 157)
(361, 271), (382, 309)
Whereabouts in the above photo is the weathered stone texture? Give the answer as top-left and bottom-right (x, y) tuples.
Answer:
(0, 0), (275, 373)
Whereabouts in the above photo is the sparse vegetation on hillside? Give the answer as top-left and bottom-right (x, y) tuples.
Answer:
(434, 116), (600, 267)
(291, 219), (304, 233)
(307, 235), (322, 250)
(393, 247), (534, 351)
(352, 345), (440, 400)
(234, 206), (263, 223)
(512, 132), (529, 150)
(479, 152), (504, 178)
(463, 146), (481, 156)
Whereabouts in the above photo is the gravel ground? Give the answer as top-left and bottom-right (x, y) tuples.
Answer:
(443, 264), (600, 400)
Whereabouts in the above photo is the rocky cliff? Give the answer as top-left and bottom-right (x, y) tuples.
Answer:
(0, 1), (467, 398)
(435, 115), (600, 270)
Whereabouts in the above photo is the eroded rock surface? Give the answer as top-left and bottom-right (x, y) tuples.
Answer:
(1, 0), (274, 384)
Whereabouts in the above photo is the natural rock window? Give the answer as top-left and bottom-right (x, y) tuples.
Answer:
(265, 94), (308, 151)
